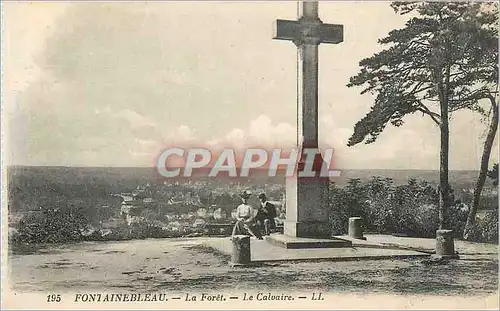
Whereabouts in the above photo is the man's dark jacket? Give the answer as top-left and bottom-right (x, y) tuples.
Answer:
(256, 202), (277, 227)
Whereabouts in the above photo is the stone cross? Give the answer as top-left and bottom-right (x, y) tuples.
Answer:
(273, 0), (343, 239)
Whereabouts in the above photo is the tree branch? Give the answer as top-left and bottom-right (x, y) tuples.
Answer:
(417, 102), (441, 124)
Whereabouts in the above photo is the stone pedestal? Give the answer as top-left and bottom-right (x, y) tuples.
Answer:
(231, 235), (251, 265)
(433, 229), (459, 259)
(285, 174), (330, 239)
(348, 217), (366, 240)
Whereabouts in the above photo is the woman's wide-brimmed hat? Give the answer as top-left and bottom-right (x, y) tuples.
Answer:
(240, 190), (252, 198)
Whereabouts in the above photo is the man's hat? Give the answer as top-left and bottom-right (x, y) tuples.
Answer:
(240, 190), (252, 198)
(258, 193), (266, 199)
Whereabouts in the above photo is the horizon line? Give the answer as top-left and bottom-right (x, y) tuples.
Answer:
(4, 165), (480, 172)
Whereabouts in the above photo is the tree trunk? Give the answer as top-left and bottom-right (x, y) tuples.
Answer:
(437, 62), (451, 231)
(463, 100), (499, 240)
(439, 106), (450, 230)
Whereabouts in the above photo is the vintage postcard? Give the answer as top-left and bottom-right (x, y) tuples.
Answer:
(1, 0), (499, 310)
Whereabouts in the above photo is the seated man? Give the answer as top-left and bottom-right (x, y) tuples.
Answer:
(255, 193), (277, 236)
(232, 190), (263, 240)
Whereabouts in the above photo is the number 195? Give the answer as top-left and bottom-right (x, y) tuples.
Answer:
(47, 294), (61, 303)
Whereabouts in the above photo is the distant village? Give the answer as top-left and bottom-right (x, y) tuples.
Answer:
(102, 182), (286, 237)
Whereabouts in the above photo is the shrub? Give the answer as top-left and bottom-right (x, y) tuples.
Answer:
(447, 202), (469, 238)
(467, 209), (499, 243)
(129, 221), (164, 239)
(329, 177), (476, 239)
(15, 207), (90, 244)
(364, 177), (396, 233)
(330, 178), (369, 235)
(390, 179), (440, 237)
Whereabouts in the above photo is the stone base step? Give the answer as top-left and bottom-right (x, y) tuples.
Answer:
(265, 233), (352, 249)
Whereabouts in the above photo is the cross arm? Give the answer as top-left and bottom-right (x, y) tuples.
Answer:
(273, 19), (300, 41)
(273, 19), (343, 44)
(320, 23), (343, 44)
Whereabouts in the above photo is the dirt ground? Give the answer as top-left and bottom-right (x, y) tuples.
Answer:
(8, 237), (498, 295)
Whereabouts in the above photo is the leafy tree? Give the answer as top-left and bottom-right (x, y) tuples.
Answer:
(464, 96), (498, 239)
(456, 3), (498, 239)
(346, 2), (498, 230)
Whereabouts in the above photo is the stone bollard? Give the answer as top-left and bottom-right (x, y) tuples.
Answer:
(348, 217), (367, 240)
(433, 229), (459, 259)
(231, 235), (251, 266)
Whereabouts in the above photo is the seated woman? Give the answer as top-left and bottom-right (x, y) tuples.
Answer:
(231, 190), (263, 240)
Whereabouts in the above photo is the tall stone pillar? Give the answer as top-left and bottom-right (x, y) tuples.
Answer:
(273, 0), (343, 241)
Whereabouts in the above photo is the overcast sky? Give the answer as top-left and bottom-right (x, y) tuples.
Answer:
(3, 1), (497, 169)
